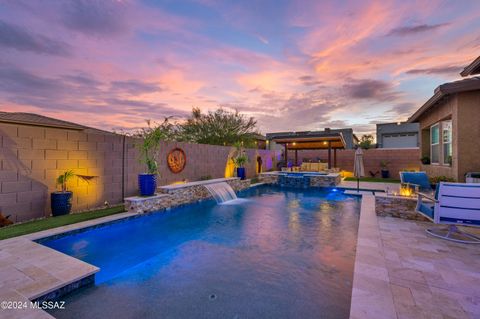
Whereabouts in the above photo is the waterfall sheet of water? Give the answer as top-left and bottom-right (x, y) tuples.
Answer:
(204, 182), (238, 204)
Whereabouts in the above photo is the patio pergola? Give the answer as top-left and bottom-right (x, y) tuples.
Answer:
(267, 131), (347, 169)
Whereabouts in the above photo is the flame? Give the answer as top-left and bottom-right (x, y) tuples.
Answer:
(399, 185), (414, 197)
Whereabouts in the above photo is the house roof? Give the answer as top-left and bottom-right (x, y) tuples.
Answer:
(253, 133), (266, 141)
(266, 128), (357, 149)
(0, 112), (88, 130)
(408, 77), (480, 123)
(460, 56), (480, 77)
(266, 130), (347, 149)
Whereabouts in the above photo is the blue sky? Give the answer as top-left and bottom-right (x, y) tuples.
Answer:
(0, 0), (479, 135)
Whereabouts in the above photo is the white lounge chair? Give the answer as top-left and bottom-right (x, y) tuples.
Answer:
(416, 182), (480, 244)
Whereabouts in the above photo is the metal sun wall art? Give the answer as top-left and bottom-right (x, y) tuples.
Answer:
(167, 148), (186, 173)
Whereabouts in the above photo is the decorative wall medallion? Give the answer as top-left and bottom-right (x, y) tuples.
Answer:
(167, 148), (186, 173)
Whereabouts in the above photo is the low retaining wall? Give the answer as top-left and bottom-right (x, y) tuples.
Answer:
(258, 172), (341, 187)
(125, 178), (250, 214)
(375, 194), (430, 222)
(310, 174), (341, 187)
(258, 173), (279, 184)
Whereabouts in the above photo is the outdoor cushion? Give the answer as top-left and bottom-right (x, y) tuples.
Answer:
(301, 163), (311, 171)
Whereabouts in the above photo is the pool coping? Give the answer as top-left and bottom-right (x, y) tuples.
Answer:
(349, 194), (397, 319)
(157, 177), (239, 190)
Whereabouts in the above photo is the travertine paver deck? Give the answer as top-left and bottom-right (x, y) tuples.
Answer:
(0, 238), (97, 318)
(350, 194), (480, 319)
(379, 217), (480, 319)
(0, 211), (136, 319)
(350, 195), (397, 319)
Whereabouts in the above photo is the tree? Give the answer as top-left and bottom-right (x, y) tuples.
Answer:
(176, 107), (259, 146)
(359, 134), (374, 149)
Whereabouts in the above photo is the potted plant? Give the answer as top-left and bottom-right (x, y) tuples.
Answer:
(380, 160), (391, 178)
(420, 156), (431, 165)
(136, 122), (164, 196)
(51, 170), (95, 216)
(233, 153), (248, 180)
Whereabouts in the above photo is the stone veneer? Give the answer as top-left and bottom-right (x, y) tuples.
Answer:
(124, 178), (250, 214)
(258, 172), (279, 184)
(258, 172), (341, 187)
(309, 174), (341, 187)
(375, 193), (430, 222)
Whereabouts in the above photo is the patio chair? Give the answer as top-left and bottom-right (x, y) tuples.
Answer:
(416, 182), (480, 244)
(400, 171), (432, 192)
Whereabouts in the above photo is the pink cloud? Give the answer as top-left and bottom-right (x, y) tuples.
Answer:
(1, 0), (479, 136)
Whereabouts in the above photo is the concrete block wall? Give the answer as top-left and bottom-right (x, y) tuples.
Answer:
(0, 123), (127, 222)
(0, 122), (279, 222)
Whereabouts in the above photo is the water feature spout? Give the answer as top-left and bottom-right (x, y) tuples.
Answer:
(204, 182), (238, 204)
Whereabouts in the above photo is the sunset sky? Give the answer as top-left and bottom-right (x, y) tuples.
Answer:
(0, 0), (479, 135)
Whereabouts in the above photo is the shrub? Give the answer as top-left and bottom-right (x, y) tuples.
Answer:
(430, 176), (455, 184)
(420, 156), (430, 165)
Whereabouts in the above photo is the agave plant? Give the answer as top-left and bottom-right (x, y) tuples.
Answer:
(56, 170), (96, 192)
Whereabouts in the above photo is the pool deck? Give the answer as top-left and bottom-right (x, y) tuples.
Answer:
(0, 212), (136, 319)
(350, 194), (480, 319)
(0, 184), (479, 319)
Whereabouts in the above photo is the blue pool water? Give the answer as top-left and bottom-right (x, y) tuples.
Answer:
(43, 185), (360, 319)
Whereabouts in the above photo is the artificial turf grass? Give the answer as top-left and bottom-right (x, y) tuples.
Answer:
(343, 177), (401, 183)
(0, 205), (125, 240)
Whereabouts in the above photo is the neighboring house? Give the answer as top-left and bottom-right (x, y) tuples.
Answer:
(266, 128), (358, 150)
(253, 134), (267, 149)
(408, 57), (480, 182)
(376, 122), (419, 148)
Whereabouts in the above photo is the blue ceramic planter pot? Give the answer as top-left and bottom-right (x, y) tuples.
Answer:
(51, 191), (72, 216)
(381, 169), (390, 179)
(237, 167), (246, 180)
(138, 174), (157, 196)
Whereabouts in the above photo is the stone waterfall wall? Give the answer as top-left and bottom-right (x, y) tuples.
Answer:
(125, 178), (251, 214)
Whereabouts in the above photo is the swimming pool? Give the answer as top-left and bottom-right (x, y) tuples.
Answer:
(42, 185), (360, 319)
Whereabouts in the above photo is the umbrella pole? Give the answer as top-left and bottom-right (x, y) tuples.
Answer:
(357, 177), (359, 192)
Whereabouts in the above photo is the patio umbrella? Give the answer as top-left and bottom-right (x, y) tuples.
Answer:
(353, 147), (365, 192)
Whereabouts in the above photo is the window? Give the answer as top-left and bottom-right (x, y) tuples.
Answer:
(442, 121), (452, 165)
(430, 124), (440, 164)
